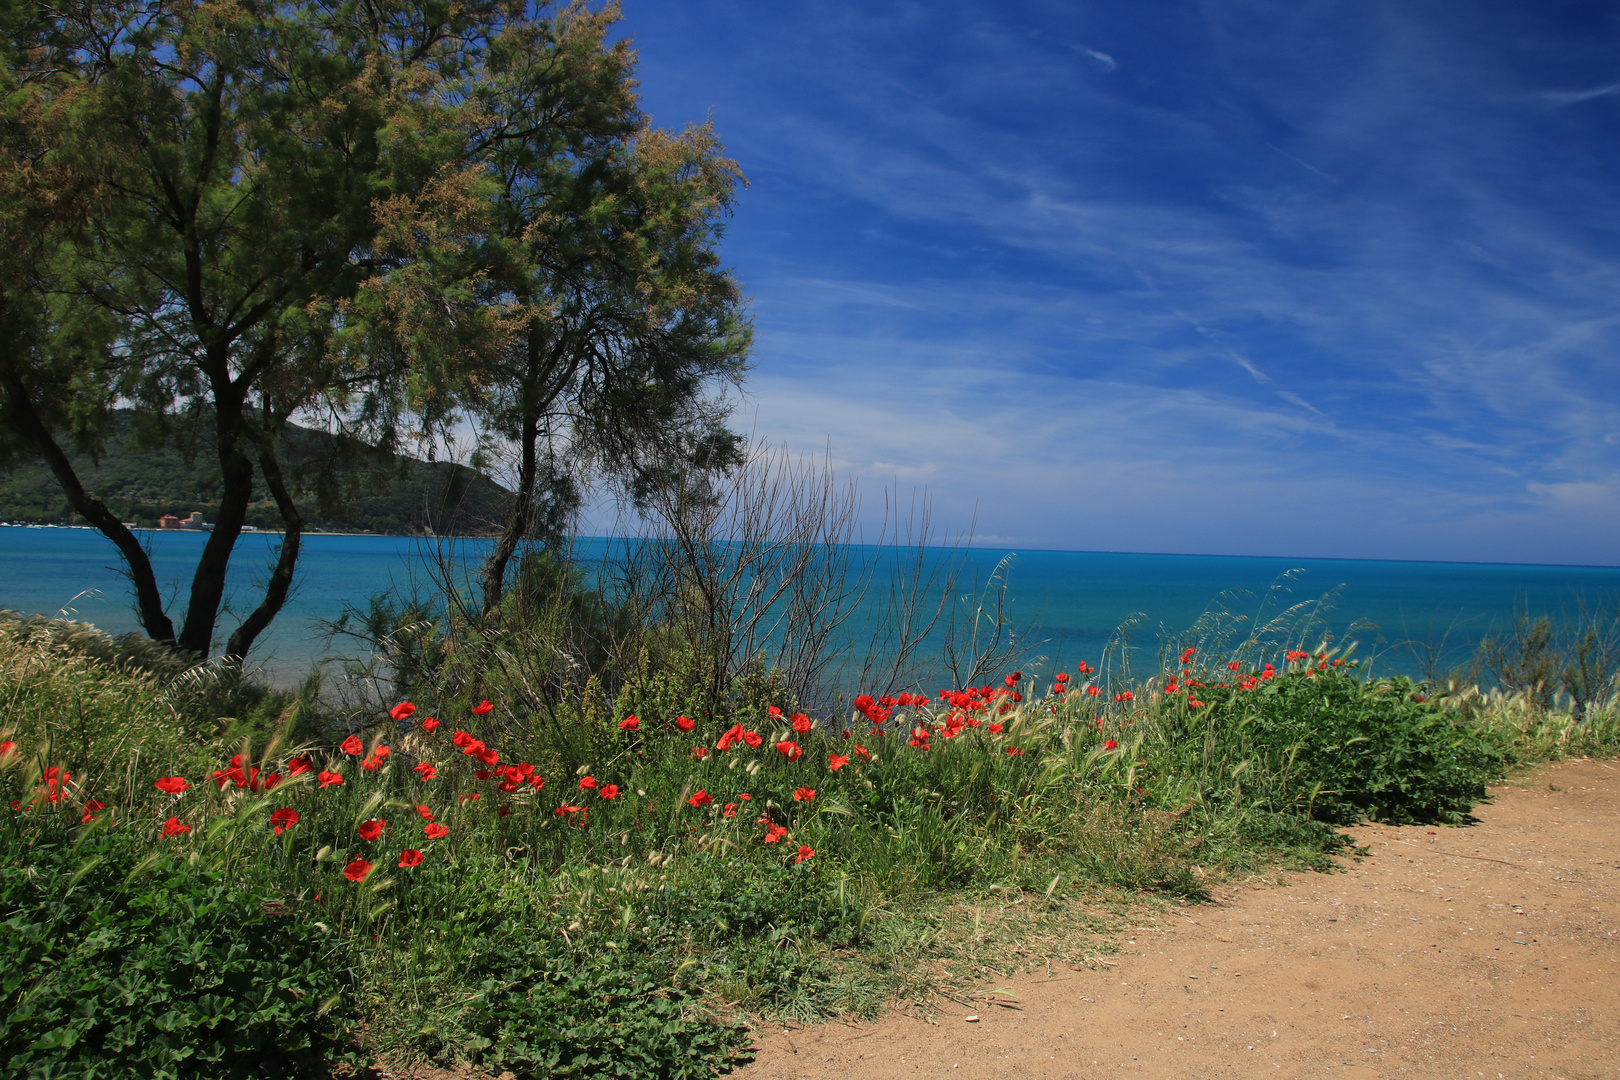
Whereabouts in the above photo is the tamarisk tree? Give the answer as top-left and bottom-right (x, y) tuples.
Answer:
(348, 5), (752, 618)
(1, 0), (750, 657)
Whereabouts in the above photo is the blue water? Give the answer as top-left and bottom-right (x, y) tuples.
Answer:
(1, 524), (1617, 688)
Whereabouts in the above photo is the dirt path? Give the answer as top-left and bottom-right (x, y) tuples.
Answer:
(739, 758), (1620, 1080)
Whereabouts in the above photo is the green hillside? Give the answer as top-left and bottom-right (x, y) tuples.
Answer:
(0, 414), (510, 535)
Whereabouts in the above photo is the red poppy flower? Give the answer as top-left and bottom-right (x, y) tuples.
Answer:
(413, 762), (437, 780)
(988, 722), (1003, 734)
(742, 730), (763, 748)
(421, 717), (441, 733)
(358, 819), (385, 842)
(1104, 739), (1119, 750)
(343, 858), (373, 882)
(415, 804), (434, 820)
(271, 808), (299, 834)
(852, 744), (872, 762)
(676, 715), (695, 732)
(398, 849), (424, 868)
(1005, 746), (1024, 757)
(1188, 699), (1205, 708)
(764, 823), (788, 843)
(154, 776), (189, 795)
(161, 816), (190, 838)
(775, 740), (802, 761)
(793, 786), (815, 802)
(790, 713), (812, 734)
(471, 699), (494, 715)
(287, 756), (313, 776)
(318, 771), (344, 789)
(460, 792), (481, 804)
(599, 784), (619, 799)
(340, 735), (363, 755)
(390, 701), (417, 721)
(424, 822), (449, 839)
(688, 788), (713, 807)
(497, 805), (513, 817)
(795, 844), (814, 864)
(0, 740), (16, 760)
(41, 766), (71, 802)
(460, 738), (486, 757)
(691, 746), (709, 759)
(1054, 672), (1069, 684)
(724, 802), (738, 817)
(618, 715), (640, 730)
(579, 776), (598, 790)
(827, 753), (849, 771)
(1180, 647), (1196, 663)
(475, 746), (499, 767)
(80, 799), (106, 823)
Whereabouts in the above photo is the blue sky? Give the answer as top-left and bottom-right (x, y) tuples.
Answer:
(616, 0), (1620, 566)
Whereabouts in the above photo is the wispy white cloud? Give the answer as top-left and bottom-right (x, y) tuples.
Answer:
(1265, 142), (1339, 183)
(1536, 84), (1620, 107)
(1078, 46), (1117, 72)
(627, 0), (1620, 565)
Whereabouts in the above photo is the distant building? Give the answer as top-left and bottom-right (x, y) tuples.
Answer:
(157, 511), (210, 531)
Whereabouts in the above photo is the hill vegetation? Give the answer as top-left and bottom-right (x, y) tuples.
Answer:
(0, 412), (510, 535)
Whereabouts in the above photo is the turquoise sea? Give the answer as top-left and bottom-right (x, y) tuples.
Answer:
(1, 524), (1617, 689)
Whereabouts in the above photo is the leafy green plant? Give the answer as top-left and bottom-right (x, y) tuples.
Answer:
(1180, 665), (1505, 824)
(0, 828), (347, 1080)
(0, 612), (1595, 1079)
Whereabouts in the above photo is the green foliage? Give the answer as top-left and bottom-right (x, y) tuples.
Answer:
(0, 611), (298, 775)
(1179, 668), (1505, 824)
(4, 610), (1614, 1078)
(0, 829), (345, 1080)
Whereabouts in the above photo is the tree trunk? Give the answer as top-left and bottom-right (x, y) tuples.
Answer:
(176, 370), (255, 656)
(0, 371), (178, 646)
(225, 425), (303, 661)
(482, 405), (539, 617)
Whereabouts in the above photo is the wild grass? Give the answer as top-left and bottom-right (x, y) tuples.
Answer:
(2, 607), (1618, 1079)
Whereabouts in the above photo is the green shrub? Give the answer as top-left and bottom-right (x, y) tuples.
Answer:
(1181, 668), (1505, 824)
(0, 828), (347, 1080)
(0, 629), (1578, 1079)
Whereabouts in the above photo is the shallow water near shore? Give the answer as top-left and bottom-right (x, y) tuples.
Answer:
(1, 524), (1616, 690)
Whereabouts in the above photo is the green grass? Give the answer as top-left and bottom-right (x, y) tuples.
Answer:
(2, 615), (1616, 1079)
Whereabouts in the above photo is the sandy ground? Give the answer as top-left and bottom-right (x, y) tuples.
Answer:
(738, 758), (1620, 1080)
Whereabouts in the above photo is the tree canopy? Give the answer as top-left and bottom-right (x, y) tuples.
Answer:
(0, 0), (749, 660)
